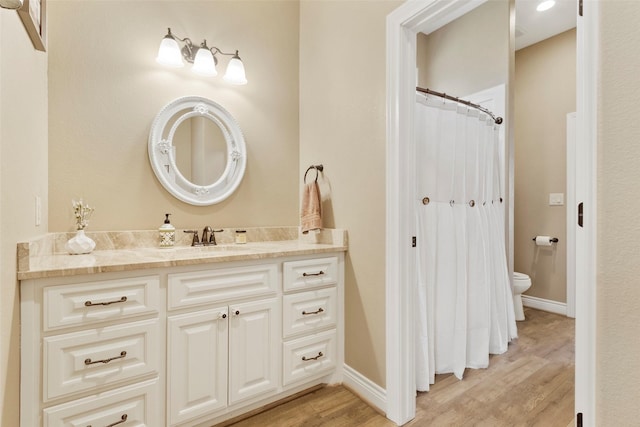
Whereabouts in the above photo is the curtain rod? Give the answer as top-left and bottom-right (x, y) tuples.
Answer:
(416, 86), (503, 125)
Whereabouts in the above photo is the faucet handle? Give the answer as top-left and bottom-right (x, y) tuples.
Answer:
(183, 230), (200, 246)
(210, 229), (224, 245)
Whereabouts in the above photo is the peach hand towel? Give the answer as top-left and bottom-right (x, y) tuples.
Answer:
(301, 182), (322, 234)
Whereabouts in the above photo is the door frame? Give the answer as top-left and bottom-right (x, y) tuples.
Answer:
(566, 112), (577, 319)
(385, 0), (598, 425)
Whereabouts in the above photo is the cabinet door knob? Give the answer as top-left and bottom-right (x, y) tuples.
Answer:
(219, 313), (227, 319)
(234, 310), (240, 316)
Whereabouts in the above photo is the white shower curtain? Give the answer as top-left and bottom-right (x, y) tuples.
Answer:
(415, 93), (517, 392)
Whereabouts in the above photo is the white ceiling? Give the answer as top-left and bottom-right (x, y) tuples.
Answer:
(516, 0), (577, 50)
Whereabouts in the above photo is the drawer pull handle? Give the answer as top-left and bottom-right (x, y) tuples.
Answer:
(302, 308), (324, 315)
(84, 296), (127, 307)
(104, 414), (128, 427)
(302, 351), (323, 361)
(84, 351), (127, 365)
(86, 413), (128, 427)
(303, 271), (325, 277)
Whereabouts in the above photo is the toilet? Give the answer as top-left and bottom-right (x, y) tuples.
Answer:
(512, 272), (532, 321)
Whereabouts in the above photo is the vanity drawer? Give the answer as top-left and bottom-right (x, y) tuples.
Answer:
(43, 318), (160, 401)
(43, 275), (160, 331)
(283, 287), (337, 338)
(283, 257), (338, 292)
(168, 264), (277, 310)
(282, 329), (336, 386)
(43, 378), (160, 427)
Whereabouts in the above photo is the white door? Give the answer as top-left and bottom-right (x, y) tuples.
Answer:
(229, 298), (279, 405)
(167, 307), (228, 426)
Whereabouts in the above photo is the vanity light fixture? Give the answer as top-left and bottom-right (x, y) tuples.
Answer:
(156, 28), (247, 85)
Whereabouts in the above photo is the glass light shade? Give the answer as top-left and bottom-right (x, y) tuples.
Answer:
(156, 36), (184, 68)
(223, 56), (248, 85)
(191, 48), (218, 76)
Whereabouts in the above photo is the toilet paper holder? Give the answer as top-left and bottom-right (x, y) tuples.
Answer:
(532, 237), (559, 243)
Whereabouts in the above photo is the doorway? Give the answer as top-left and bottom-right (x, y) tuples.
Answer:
(385, 0), (598, 425)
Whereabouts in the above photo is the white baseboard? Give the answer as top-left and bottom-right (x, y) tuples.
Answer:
(342, 364), (387, 414)
(522, 295), (567, 316)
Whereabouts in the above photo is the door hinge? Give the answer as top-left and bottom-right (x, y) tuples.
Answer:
(577, 412), (583, 427)
(412, 236), (417, 247)
(579, 0), (583, 16)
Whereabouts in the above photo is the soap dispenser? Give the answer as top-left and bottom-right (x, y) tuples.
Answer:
(159, 213), (175, 248)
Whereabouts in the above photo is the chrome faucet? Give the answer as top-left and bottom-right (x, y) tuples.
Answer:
(184, 227), (224, 246)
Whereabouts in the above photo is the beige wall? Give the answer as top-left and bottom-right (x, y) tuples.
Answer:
(0, 9), (48, 427)
(300, 0), (401, 388)
(416, 0), (510, 96)
(48, 1), (300, 232)
(597, 1), (640, 423)
(514, 29), (575, 303)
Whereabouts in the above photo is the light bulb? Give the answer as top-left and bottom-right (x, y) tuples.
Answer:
(223, 52), (248, 85)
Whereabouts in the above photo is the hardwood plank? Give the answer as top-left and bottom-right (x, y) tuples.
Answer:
(229, 308), (574, 427)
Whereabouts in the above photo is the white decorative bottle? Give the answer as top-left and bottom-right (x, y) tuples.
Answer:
(159, 213), (175, 248)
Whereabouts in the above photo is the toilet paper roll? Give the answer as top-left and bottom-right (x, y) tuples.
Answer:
(534, 236), (553, 246)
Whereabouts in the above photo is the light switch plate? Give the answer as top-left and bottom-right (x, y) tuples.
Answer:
(35, 195), (41, 226)
(549, 193), (564, 206)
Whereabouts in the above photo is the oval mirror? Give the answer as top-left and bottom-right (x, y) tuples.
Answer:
(148, 96), (246, 205)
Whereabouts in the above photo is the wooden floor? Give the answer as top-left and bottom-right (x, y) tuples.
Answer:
(229, 308), (574, 427)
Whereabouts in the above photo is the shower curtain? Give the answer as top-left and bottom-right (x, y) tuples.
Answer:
(414, 93), (517, 392)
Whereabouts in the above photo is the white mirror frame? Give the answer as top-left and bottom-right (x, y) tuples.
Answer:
(148, 96), (246, 206)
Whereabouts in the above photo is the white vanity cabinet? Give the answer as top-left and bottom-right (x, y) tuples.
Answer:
(281, 257), (339, 387)
(166, 264), (279, 426)
(20, 252), (344, 427)
(20, 274), (163, 427)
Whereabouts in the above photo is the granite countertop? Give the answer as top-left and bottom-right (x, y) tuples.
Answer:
(18, 227), (348, 280)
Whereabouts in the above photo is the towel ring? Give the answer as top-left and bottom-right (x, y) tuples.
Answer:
(304, 164), (324, 184)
